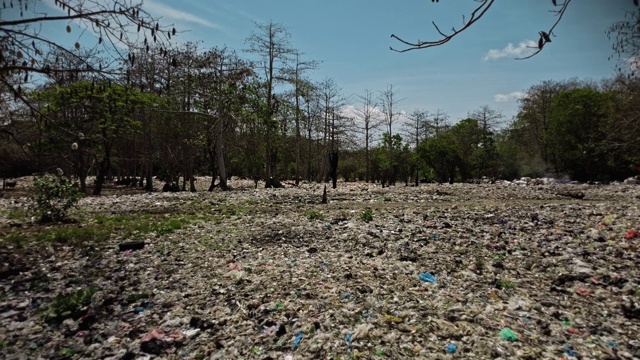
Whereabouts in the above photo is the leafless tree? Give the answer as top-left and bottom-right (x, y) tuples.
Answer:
(379, 84), (403, 186)
(244, 20), (295, 188)
(353, 88), (383, 182)
(608, 5), (640, 78)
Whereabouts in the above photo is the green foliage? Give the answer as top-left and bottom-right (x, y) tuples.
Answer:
(305, 208), (325, 221)
(361, 208), (374, 222)
(32, 174), (83, 223)
(496, 279), (516, 290)
(548, 88), (614, 181)
(45, 286), (96, 322)
(417, 133), (458, 183)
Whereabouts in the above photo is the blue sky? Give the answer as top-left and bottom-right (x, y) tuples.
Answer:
(10, 0), (636, 126)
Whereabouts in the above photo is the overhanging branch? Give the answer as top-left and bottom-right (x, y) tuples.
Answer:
(390, 0), (495, 53)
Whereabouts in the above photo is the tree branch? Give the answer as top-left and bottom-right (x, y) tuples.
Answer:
(515, 0), (573, 60)
(390, 0), (495, 53)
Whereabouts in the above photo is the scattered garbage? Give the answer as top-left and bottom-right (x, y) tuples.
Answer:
(1, 180), (639, 358)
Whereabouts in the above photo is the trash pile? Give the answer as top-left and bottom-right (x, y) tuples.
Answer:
(1, 180), (639, 359)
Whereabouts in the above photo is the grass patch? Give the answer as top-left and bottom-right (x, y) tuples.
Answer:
(0, 213), (193, 249)
(305, 208), (325, 221)
(496, 279), (516, 290)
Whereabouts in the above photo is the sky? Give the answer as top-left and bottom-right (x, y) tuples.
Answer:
(7, 0), (637, 126)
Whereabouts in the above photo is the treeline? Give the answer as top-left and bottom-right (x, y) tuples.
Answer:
(1, 23), (639, 193)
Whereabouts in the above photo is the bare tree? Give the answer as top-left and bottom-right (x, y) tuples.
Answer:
(379, 84), (403, 186)
(402, 108), (430, 185)
(283, 52), (318, 185)
(430, 109), (450, 138)
(608, 6), (640, 78)
(469, 105), (504, 132)
(244, 20), (295, 188)
(353, 88), (383, 182)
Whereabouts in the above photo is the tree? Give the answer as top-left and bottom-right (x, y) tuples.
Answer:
(282, 52), (318, 185)
(353, 89), (383, 183)
(34, 80), (162, 195)
(379, 85), (403, 186)
(417, 132), (458, 184)
(402, 108), (430, 185)
(1, 0), (176, 109)
(548, 88), (614, 181)
(468, 105), (503, 179)
(512, 79), (588, 174)
(608, 6), (640, 78)
(244, 21), (295, 188)
(391, 0), (639, 58)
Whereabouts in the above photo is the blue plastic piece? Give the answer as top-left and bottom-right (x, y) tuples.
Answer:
(446, 343), (457, 354)
(419, 272), (438, 284)
(345, 333), (353, 349)
(292, 332), (304, 350)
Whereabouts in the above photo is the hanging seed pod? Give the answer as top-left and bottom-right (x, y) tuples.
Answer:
(66, 24), (71, 33)
(75, 42), (80, 50)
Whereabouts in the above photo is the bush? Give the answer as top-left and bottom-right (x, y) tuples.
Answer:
(361, 208), (374, 222)
(32, 173), (83, 223)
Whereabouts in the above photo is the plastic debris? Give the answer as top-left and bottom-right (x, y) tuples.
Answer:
(383, 313), (404, 323)
(625, 229), (639, 239)
(418, 272), (438, 284)
(446, 343), (457, 353)
(292, 332), (303, 350)
(345, 333), (352, 350)
(499, 327), (518, 342)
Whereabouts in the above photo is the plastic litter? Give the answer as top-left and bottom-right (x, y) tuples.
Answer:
(345, 333), (352, 350)
(625, 230), (639, 239)
(446, 343), (457, 354)
(292, 332), (303, 350)
(564, 348), (579, 357)
(499, 327), (518, 342)
(418, 272), (438, 284)
(383, 313), (404, 323)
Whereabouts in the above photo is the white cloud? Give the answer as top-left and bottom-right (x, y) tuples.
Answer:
(483, 40), (537, 61)
(144, 0), (222, 30)
(494, 91), (528, 103)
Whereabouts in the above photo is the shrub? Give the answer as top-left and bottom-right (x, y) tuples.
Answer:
(361, 208), (374, 222)
(32, 173), (83, 223)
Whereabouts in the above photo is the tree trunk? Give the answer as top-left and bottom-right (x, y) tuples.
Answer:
(329, 151), (339, 189)
(216, 116), (228, 191)
(92, 143), (111, 196)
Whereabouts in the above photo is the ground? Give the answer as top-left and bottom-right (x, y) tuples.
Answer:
(0, 179), (639, 359)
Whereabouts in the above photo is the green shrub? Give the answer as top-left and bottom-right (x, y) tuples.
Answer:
(361, 208), (374, 222)
(32, 173), (82, 223)
(45, 286), (96, 322)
